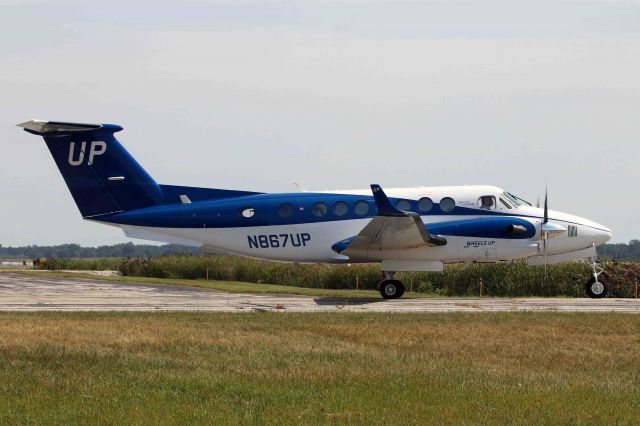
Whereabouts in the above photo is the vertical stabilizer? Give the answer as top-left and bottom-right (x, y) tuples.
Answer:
(18, 120), (163, 217)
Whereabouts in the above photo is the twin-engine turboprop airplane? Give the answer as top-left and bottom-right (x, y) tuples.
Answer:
(18, 120), (613, 299)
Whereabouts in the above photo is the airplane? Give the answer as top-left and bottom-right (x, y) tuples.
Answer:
(18, 120), (613, 299)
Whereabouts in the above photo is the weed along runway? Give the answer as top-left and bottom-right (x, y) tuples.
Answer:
(1, 272), (639, 312)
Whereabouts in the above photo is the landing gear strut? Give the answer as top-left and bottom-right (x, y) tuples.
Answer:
(378, 271), (405, 299)
(586, 251), (607, 299)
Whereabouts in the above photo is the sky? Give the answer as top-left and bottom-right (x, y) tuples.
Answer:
(1, 0), (639, 246)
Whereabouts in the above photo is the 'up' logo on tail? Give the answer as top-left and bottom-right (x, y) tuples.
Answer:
(68, 141), (107, 166)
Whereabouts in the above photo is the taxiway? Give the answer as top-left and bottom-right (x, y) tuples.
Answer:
(0, 272), (638, 312)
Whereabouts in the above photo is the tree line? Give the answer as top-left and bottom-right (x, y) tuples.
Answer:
(0, 242), (202, 259)
(597, 240), (640, 260)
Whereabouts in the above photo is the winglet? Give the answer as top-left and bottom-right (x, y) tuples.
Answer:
(370, 184), (406, 217)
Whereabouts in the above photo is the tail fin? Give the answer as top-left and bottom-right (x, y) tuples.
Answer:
(18, 120), (163, 218)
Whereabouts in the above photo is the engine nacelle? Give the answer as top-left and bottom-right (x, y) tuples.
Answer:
(505, 224), (528, 234)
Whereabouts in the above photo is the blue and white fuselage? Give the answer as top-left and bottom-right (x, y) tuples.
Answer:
(103, 186), (610, 266)
(18, 120), (612, 298)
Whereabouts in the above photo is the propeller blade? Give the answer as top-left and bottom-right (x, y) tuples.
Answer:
(541, 186), (549, 281)
(543, 187), (548, 224)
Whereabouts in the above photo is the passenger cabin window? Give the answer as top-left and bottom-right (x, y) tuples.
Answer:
(418, 197), (433, 213)
(440, 197), (456, 213)
(396, 199), (411, 211)
(478, 196), (496, 210)
(311, 202), (328, 217)
(333, 201), (349, 217)
(240, 207), (255, 218)
(278, 203), (294, 218)
(354, 200), (369, 216)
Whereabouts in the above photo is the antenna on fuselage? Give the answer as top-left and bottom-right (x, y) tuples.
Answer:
(293, 182), (308, 192)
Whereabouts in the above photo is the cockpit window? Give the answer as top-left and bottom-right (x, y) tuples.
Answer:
(503, 192), (530, 207)
(504, 192), (520, 206)
(478, 196), (496, 210)
(499, 197), (513, 209)
(509, 192), (533, 207)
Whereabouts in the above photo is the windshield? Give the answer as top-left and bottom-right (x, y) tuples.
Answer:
(504, 192), (532, 207)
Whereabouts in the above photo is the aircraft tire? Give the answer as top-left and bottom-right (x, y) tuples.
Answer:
(380, 280), (404, 299)
(396, 282), (405, 298)
(585, 276), (608, 299)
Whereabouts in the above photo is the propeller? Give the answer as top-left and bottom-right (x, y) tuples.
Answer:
(538, 188), (568, 278)
(538, 187), (569, 280)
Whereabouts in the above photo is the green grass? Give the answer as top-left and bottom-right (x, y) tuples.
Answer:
(0, 312), (638, 425)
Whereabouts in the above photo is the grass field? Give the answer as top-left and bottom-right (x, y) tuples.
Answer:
(0, 312), (638, 425)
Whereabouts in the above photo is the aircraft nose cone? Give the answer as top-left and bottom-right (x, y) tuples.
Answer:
(594, 224), (612, 245)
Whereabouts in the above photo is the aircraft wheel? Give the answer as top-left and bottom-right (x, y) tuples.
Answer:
(585, 276), (608, 299)
(380, 280), (405, 299)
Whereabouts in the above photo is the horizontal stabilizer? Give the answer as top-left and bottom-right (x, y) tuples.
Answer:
(17, 120), (110, 135)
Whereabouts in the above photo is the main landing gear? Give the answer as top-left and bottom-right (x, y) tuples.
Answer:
(585, 253), (608, 299)
(378, 272), (405, 299)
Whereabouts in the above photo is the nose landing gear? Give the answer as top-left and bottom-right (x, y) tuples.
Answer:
(586, 250), (607, 298)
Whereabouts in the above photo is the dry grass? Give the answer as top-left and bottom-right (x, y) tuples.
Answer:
(0, 312), (639, 424)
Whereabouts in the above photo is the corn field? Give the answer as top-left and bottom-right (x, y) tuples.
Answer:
(111, 255), (640, 298)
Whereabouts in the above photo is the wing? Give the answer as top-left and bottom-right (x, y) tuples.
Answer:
(332, 185), (446, 259)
